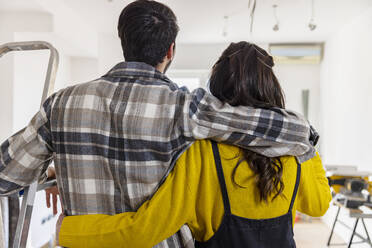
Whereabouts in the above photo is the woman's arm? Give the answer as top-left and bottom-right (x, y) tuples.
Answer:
(296, 152), (332, 216)
(58, 143), (204, 248)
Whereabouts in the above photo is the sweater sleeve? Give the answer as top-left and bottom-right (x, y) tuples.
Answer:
(59, 142), (205, 248)
(296, 152), (332, 217)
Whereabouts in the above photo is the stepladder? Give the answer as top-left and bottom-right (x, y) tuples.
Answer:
(0, 41), (59, 248)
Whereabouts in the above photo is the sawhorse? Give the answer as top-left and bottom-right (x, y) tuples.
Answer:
(327, 203), (372, 247)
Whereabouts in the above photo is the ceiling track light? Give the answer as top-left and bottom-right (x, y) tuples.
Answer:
(221, 0), (256, 37)
(248, 0), (257, 34)
(222, 16), (229, 37)
(308, 0), (317, 31)
(272, 4), (279, 32)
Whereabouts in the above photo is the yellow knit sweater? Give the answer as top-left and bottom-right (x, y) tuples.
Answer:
(59, 140), (331, 248)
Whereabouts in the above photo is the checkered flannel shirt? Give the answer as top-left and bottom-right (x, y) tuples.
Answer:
(0, 62), (315, 247)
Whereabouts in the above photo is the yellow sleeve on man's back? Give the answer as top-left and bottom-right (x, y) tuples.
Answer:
(59, 141), (209, 248)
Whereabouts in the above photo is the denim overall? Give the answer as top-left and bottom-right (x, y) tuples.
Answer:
(195, 141), (301, 248)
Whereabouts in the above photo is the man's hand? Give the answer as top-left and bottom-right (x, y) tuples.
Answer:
(55, 214), (65, 246)
(45, 167), (62, 215)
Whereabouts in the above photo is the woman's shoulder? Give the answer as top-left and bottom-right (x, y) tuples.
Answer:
(184, 140), (214, 155)
(176, 140), (215, 168)
(189, 141), (241, 162)
(279, 152), (322, 167)
(182, 141), (321, 169)
(215, 143), (302, 166)
(177, 141), (240, 174)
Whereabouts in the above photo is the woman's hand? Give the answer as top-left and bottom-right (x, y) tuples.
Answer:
(47, 166), (56, 179)
(45, 185), (60, 215)
(45, 167), (62, 215)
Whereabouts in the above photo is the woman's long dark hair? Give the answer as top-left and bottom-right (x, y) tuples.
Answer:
(209, 41), (285, 202)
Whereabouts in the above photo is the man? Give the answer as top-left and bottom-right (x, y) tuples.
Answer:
(0, 0), (316, 247)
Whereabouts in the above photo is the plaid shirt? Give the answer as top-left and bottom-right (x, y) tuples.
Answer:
(0, 62), (315, 247)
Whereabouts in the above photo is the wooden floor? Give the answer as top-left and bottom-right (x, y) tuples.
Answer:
(294, 219), (345, 248)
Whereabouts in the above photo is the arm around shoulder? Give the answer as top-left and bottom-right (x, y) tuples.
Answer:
(176, 88), (316, 160)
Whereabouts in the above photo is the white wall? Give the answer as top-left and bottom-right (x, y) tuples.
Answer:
(0, 12), (54, 136)
(12, 50), (73, 133)
(0, 11), (52, 141)
(0, 12), (53, 33)
(12, 32), (73, 131)
(34, 0), (98, 58)
(172, 43), (227, 70)
(320, 7), (372, 244)
(70, 57), (99, 84)
(97, 33), (122, 74)
(0, 30), (14, 141)
(13, 50), (49, 132)
(275, 64), (321, 131)
(320, 7), (372, 170)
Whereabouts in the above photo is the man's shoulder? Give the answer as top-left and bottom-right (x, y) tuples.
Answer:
(66, 77), (110, 92)
(51, 77), (113, 99)
(48, 74), (196, 112)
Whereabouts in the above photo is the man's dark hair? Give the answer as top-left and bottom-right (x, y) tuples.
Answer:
(118, 0), (179, 66)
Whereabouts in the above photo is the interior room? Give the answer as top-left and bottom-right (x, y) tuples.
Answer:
(0, 0), (372, 247)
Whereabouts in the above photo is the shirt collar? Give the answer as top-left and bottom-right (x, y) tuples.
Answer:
(104, 61), (172, 82)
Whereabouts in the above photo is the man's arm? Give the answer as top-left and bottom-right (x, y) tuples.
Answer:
(0, 96), (54, 195)
(176, 88), (316, 163)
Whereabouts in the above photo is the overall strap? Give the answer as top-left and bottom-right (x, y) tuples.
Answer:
(288, 159), (301, 212)
(211, 141), (231, 215)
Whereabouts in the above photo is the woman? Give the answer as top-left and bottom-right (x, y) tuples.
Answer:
(57, 42), (331, 248)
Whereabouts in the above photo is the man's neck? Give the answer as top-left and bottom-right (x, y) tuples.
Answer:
(155, 64), (165, 74)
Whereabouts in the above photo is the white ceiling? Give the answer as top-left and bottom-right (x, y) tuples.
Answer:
(1, 0), (372, 43)
(60, 0), (372, 43)
(0, 0), (42, 11)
